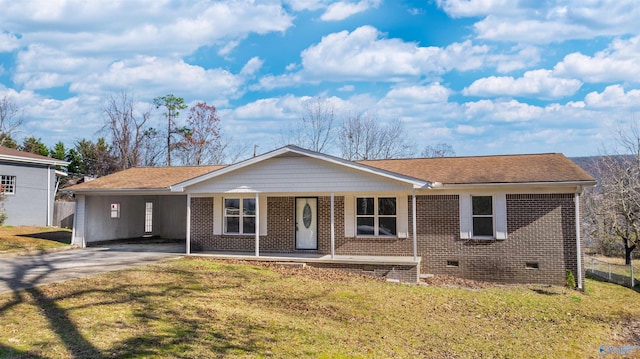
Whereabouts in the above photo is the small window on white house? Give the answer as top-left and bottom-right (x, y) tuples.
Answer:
(1, 175), (16, 194)
(144, 202), (153, 233)
(356, 197), (397, 236)
(471, 196), (494, 237)
(110, 203), (120, 219)
(224, 198), (256, 234)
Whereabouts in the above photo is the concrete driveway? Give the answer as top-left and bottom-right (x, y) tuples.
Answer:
(0, 242), (185, 294)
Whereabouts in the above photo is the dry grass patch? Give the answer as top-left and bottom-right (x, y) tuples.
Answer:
(0, 226), (72, 254)
(0, 257), (639, 358)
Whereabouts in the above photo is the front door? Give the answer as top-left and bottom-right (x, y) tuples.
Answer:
(296, 197), (317, 250)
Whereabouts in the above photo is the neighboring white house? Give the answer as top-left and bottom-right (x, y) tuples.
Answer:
(0, 146), (69, 226)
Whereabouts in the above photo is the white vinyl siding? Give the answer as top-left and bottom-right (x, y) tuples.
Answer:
(187, 157), (412, 194)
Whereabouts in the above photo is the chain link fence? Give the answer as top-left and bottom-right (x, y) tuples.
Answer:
(586, 256), (639, 289)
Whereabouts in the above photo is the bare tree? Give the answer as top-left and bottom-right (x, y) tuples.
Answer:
(0, 96), (25, 147)
(286, 97), (336, 152)
(175, 102), (222, 165)
(583, 120), (640, 264)
(338, 112), (414, 160)
(421, 143), (456, 157)
(102, 91), (153, 170)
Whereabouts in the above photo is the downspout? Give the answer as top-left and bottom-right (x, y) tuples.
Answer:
(47, 166), (51, 226)
(575, 191), (583, 290)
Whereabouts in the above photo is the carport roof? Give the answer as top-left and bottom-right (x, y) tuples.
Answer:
(66, 165), (224, 192)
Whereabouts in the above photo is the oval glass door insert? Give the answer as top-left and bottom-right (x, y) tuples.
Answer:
(303, 203), (312, 228)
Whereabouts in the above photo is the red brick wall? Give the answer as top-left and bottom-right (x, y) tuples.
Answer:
(190, 193), (580, 285)
(409, 194), (579, 285)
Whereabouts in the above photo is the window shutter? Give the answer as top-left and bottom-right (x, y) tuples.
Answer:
(259, 195), (268, 236)
(459, 194), (471, 239)
(213, 196), (222, 235)
(397, 195), (408, 238)
(495, 193), (507, 240)
(344, 195), (355, 237)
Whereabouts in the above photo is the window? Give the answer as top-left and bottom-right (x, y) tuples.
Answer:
(1, 175), (16, 194)
(224, 198), (256, 234)
(471, 196), (494, 237)
(356, 197), (396, 236)
(144, 202), (153, 233)
(459, 193), (506, 240)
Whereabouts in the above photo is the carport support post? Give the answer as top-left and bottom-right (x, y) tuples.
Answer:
(412, 190), (417, 262)
(255, 192), (260, 257)
(186, 194), (191, 255)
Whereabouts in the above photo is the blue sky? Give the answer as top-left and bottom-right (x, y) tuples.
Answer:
(1, 0), (640, 159)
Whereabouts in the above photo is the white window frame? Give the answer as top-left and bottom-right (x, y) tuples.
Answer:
(459, 193), (507, 240)
(1, 175), (16, 195)
(355, 196), (397, 237)
(144, 201), (153, 233)
(471, 195), (495, 238)
(223, 197), (256, 235)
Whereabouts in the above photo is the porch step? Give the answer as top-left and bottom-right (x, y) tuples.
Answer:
(275, 262), (307, 268)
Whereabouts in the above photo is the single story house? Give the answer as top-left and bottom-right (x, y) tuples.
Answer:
(0, 146), (69, 226)
(67, 145), (596, 287)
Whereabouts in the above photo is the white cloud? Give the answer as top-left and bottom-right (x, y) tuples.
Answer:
(69, 56), (244, 103)
(439, 0), (640, 44)
(320, 0), (381, 21)
(584, 85), (640, 110)
(463, 70), (582, 99)
(383, 84), (452, 104)
(240, 57), (264, 77)
(463, 99), (545, 123)
(437, 0), (512, 18)
(554, 36), (640, 83)
(1, 1), (293, 57)
(0, 31), (20, 52)
(257, 26), (492, 87)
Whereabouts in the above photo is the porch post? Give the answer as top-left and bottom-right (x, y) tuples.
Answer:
(186, 194), (191, 255)
(575, 192), (583, 289)
(412, 190), (417, 262)
(255, 192), (260, 257)
(331, 193), (335, 259)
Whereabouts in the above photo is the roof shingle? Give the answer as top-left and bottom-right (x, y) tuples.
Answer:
(66, 165), (224, 191)
(359, 153), (595, 184)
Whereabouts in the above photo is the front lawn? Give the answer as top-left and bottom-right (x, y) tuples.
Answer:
(0, 226), (71, 254)
(0, 257), (638, 358)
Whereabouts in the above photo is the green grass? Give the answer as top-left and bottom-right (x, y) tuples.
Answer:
(0, 226), (71, 254)
(1, 257), (639, 358)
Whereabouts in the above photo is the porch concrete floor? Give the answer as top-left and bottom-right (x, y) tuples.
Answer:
(190, 251), (421, 266)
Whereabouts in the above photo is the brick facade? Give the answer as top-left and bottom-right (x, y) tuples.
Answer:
(409, 194), (579, 285)
(190, 193), (581, 285)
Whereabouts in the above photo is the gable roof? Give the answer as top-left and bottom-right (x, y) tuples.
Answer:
(0, 146), (69, 166)
(360, 153), (595, 185)
(67, 148), (596, 193)
(66, 165), (224, 192)
(169, 145), (429, 191)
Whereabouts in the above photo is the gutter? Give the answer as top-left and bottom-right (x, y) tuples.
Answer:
(427, 180), (597, 190)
